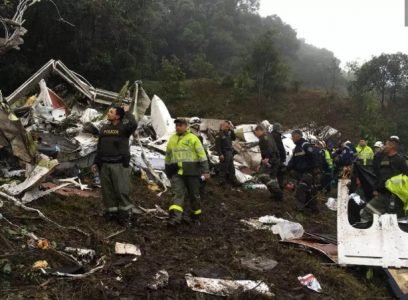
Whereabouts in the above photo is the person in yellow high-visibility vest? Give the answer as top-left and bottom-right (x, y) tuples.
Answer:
(356, 139), (374, 166)
(360, 137), (408, 222)
(165, 118), (210, 226)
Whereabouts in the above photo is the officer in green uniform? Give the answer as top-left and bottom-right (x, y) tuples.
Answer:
(254, 125), (283, 201)
(215, 121), (239, 186)
(93, 105), (138, 226)
(360, 137), (408, 222)
(165, 118), (210, 226)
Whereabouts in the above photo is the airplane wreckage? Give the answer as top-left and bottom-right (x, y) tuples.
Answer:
(0, 59), (341, 197)
(1, 60), (407, 297)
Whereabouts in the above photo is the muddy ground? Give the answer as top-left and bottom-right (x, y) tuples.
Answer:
(0, 176), (393, 299)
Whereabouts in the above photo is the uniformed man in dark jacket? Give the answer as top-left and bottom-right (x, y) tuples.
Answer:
(254, 125), (283, 201)
(288, 130), (320, 213)
(93, 105), (138, 226)
(215, 121), (239, 185)
(271, 123), (286, 189)
(360, 137), (408, 222)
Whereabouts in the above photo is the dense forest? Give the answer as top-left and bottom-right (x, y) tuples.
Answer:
(1, 0), (408, 146)
(0, 0), (345, 95)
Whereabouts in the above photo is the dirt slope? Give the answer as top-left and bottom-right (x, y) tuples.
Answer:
(0, 175), (391, 299)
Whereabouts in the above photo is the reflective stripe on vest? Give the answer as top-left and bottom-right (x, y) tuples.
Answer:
(169, 204), (184, 212)
(386, 174), (408, 211)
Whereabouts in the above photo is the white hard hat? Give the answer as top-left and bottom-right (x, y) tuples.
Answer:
(374, 141), (384, 148)
(390, 135), (400, 141)
(189, 117), (202, 126)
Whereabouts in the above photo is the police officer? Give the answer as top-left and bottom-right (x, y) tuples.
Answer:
(271, 123), (286, 189)
(254, 125), (283, 201)
(335, 140), (357, 168)
(189, 117), (208, 198)
(356, 139), (374, 167)
(288, 130), (320, 213)
(215, 121), (239, 186)
(166, 118), (210, 226)
(93, 105), (138, 226)
(316, 141), (334, 195)
(360, 137), (408, 222)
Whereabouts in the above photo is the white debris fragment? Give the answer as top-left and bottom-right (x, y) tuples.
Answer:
(298, 273), (322, 293)
(235, 124), (258, 143)
(58, 177), (90, 191)
(80, 108), (101, 124)
(150, 95), (175, 139)
(242, 183), (268, 190)
(115, 242), (141, 256)
(1, 159), (59, 196)
(349, 193), (364, 205)
(64, 247), (96, 265)
(73, 133), (98, 157)
(148, 270), (169, 290)
(325, 197), (337, 211)
(0, 169), (25, 178)
(272, 222), (304, 241)
(22, 183), (71, 203)
(185, 274), (274, 297)
(241, 215), (304, 241)
(130, 145), (165, 171)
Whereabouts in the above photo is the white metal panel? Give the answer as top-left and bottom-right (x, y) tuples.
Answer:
(337, 179), (408, 268)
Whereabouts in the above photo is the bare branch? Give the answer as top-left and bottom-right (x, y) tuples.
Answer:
(0, 0), (73, 55)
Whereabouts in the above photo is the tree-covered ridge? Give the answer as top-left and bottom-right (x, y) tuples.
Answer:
(0, 0), (344, 95)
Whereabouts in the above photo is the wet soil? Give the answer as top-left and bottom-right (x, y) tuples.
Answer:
(0, 177), (392, 299)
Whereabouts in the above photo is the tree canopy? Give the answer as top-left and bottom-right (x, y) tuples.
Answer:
(0, 0), (344, 96)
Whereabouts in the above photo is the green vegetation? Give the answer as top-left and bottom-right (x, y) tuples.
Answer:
(1, 0), (408, 146)
(0, 0), (343, 96)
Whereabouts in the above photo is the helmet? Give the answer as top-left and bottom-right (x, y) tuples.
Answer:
(374, 141), (384, 148)
(189, 117), (202, 126)
(390, 135), (400, 141)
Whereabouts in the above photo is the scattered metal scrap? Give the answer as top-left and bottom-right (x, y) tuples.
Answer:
(185, 273), (274, 297)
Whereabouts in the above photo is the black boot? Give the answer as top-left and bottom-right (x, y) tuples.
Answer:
(117, 210), (133, 227)
(103, 211), (118, 222)
(167, 211), (182, 226)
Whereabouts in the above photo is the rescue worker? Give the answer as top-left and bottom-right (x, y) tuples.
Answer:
(334, 140), (357, 168)
(254, 125), (283, 201)
(373, 141), (385, 175)
(165, 118), (210, 226)
(360, 137), (408, 222)
(189, 117), (204, 144)
(356, 139), (374, 166)
(215, 121), (239, 186)
(189, 117), (208, 198)
(271, 123), (287, 189)
(316, 141), (334, 194)
(288, 130), (320, 213)
(373, 141), (384, 154)
(93, 105), (138, 226)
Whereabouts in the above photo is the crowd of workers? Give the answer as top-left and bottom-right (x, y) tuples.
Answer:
(91, 105), (408, 227)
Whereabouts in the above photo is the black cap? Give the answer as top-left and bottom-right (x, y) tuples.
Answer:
(174, 118), (188, 125)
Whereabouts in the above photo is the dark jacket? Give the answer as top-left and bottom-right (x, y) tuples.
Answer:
(288, 138), (316, 173)
(272, 131), (286, 164)
(375, 153), (408, 193)
(337, 143), (357, 167)
(94, 112), (138, 167)
(258, 133), (280, 165)
(215, 130), (236, 155)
